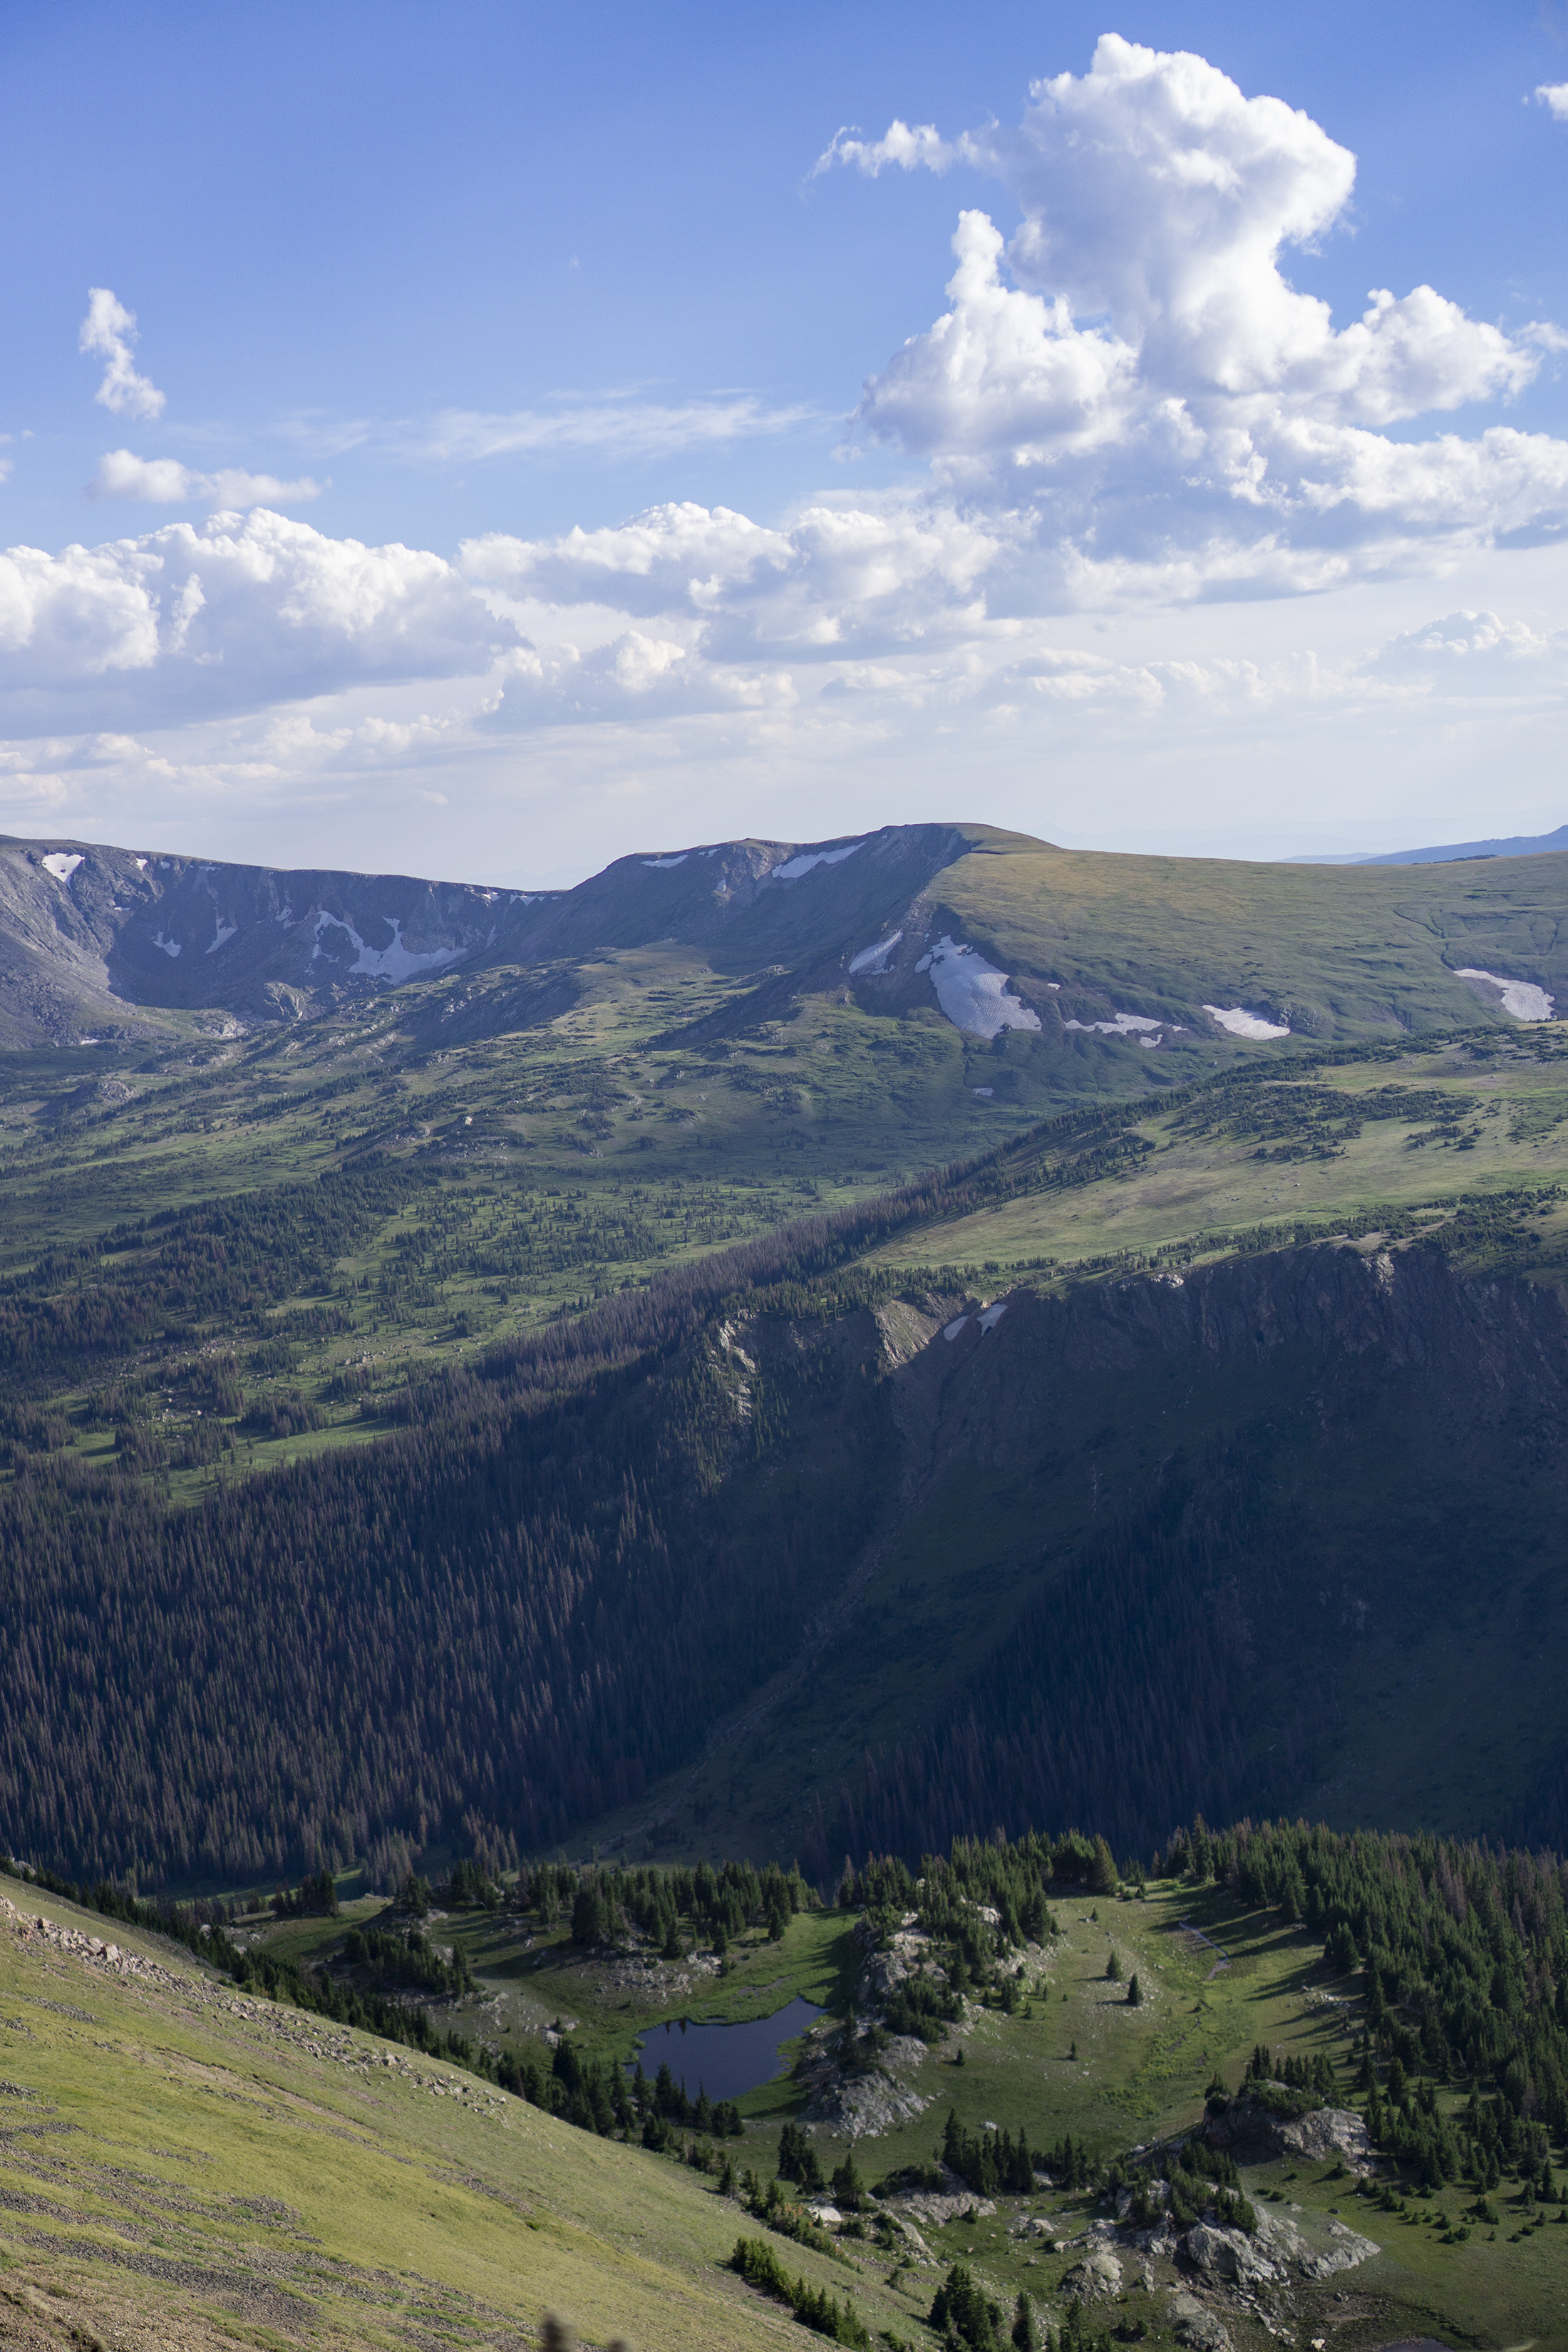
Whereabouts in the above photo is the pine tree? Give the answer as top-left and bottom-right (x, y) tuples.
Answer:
(831, 2152), (865, 2212)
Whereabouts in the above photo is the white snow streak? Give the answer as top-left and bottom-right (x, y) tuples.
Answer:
(642, 853), (688, 869)
(1063, 1011), (1161, 1036)
(41, 852), (83, 883)
(769, 840), (864, 880)
(850, 930), (903, 974)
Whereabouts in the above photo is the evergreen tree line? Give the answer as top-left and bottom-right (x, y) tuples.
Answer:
(0, 1160), (435, 1399)
(728, 2237), (870, 2346)
(1159, 1817), (1568, 2184)
(562, 1857), (812, 1951)
(0, 1272), (904, 1881)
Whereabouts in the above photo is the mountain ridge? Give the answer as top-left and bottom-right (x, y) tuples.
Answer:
(9, 819), (1568, 1065)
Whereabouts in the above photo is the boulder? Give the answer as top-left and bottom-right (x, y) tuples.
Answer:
(1249, 2207), (1381, 2280)
(1060, 2251), (1123, 2299)
(1166, 2291), (1232, 2352)
(1279, 2107), (1374, 2168)
(1183, 2222), (1281, 2287)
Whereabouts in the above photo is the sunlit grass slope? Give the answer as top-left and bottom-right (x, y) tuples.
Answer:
(940, 831), (1568, 1035)
(872, 1031), (1568, 1281)
(0, 1887), (912, 2351)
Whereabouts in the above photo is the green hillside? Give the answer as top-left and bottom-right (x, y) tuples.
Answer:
(0, 1879), (902, 2351)
(935, 829), (1568, 1036)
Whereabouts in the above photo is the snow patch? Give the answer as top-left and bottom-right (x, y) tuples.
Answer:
(152, 932), (182, 959)
(313, 909), (467, 983)
(1064, 1011), (1161, 1036)
(850, 930), (903, 975)
(920, 935), (1042, 1040)
(1204, 1004), (1291, 1040)
(769, 840), (864, 880)
(1454, 967), (1555, 1021)
(41, 852), (83, 883)
(133, 856), (147, 870)
(642, 853), (688, 870)
(977, 1302), (1008, 1333)
(972, 1085), (994, 1097)
(207, 922), (238, 954)
(942, 1316), (969, 1341)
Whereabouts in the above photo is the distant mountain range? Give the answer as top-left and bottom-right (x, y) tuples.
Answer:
(1310, 822), (1568, 866)
(5, 819), (1568, 1058)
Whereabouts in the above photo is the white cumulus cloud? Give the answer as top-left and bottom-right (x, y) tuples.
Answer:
(90, 450), (326, 506)
(464, 495), (1004, 670)
(1537, 83), (1568, 122)
(78, 289), (166, 421)
(0, 508), (517, 732)
(822, 34), (1563, 591)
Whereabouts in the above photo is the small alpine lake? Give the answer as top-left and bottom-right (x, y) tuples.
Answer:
(629, 1993), (823, 2103)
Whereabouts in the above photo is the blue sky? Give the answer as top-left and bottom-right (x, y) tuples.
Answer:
(1, 2), (1566, 882)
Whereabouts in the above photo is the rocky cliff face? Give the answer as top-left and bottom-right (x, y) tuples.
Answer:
(669, 1239), (1568, 1864)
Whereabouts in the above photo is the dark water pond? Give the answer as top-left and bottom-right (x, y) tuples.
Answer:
(629, 1994), (822, 2103)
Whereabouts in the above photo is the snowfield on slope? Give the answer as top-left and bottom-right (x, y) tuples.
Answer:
(1454, 967), (1555, 1021)
(1204, 1004), (1291, 1039)
(917, 935), (1041, 1039)
(850, 930), (903, 975)
(313, 909), (467, 982)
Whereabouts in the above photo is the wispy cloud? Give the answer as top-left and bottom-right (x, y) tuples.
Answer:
(813, 120), (955, 177)
(88, 449), (326, 506)
(405, 393), (821, 465)
(78, 289), (165, 421)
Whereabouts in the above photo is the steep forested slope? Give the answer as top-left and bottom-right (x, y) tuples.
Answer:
(7, 1170), (1568, 1889)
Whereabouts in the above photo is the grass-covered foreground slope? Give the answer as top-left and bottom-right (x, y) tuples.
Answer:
(0, 1879), (919, 2351)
